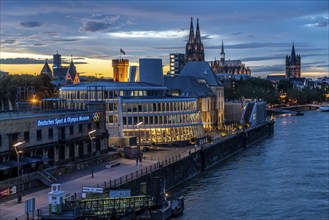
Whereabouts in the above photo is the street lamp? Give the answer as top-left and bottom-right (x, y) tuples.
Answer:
(136, 122), (143, 149)
(13, 141), (25, 203)
(88, 130), (96, 178)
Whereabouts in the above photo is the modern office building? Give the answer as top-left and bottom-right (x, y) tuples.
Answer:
(286, 43), (301, 78)
(165, 61), (225, 131)
(59, 59), (206, 146)
(169, 53), (185, 75)
(112, 59), (129, 82)
(59, 82), (205, 146)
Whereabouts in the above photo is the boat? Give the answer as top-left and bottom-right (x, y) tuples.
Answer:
(319, 103), (329, 112)
(295, 111), (304, 116)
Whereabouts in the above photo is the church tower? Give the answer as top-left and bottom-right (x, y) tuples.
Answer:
(185, 17), (205, 62)
(285, 43), (301, 78)
(220, 40), (225, 62)
(40, 59), (54, 79)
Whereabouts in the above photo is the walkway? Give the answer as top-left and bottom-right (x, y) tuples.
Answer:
(0, 146), (194, 220)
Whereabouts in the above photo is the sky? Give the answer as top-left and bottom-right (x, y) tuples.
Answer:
(0, 0), (328, 79)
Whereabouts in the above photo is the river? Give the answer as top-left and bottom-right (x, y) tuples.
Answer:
(171, 110), (329, 220)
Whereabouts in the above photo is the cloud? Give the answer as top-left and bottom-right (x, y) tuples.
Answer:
(42, 31), (60, 37)
(202, 34), (213, 40)
(109, 29), (188, 39)
(1, 39), (16, 45)
(0, 58), (45, 64)
(211, 42), (294, 49)
(51, 38), (82, 42)
(80, 13), (122, 32)
(33, 43), (45, 47)
(305, 16), (328, 28)
(0, 57), (87, 65)
(241, 54), (283, 62)
(20, 21), (42, 28)
(251, 64), (284, 73)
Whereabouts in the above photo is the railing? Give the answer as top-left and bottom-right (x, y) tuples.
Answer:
(37, 170), (57, 187)
(8, 152), (188, 220)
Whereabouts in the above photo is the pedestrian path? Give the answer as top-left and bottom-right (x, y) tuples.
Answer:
(0, 146), (193, 220)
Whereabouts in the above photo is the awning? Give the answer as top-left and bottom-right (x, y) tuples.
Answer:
(0, 163), (13, 171)
(32, 156), (52, 163)
(0, 160), (27, 170)
(20, 157), (43, 164)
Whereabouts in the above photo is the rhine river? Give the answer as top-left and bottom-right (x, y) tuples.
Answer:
(171, 110), (329, 220)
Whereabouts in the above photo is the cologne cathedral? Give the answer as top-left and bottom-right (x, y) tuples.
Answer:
(184, 17), (251, 75)
(185, 17), (205, 62)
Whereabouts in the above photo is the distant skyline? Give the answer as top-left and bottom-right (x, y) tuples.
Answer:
(0, 0), (328, 79)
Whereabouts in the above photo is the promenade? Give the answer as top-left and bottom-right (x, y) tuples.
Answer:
(0, 146), (194, 220)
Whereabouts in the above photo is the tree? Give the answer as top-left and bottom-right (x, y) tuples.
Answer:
(0, 74), (57, 109)
(277, 79), (293, 93)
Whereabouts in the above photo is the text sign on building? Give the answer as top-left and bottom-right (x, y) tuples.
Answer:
(82, 186), (104, 194)
(109, 189), (131, 198)
(37, 115), (91, 127)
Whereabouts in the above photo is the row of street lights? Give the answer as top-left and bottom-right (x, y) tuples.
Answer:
(11, 129), (97, 204)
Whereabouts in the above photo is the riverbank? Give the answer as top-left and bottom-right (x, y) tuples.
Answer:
(1, 121), (274, 219)
(117, 121), (274, 197)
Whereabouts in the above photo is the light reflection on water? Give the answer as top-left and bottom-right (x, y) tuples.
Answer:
(171, 111), (329, 220)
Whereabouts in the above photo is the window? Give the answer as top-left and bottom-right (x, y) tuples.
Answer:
(37, 130), (42, 141)
(24, 131), (30, 142)
(48, 128), (53, 139)
(70, 126), (74, 135)
(79, 124), (83, 133)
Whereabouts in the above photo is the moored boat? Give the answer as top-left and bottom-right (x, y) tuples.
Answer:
(319, 103), (329, 112)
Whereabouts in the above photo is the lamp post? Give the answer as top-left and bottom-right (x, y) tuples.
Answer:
(136, 122), (143, 149)
(13, 141), (25, 203)
(88, 130), (96, 178)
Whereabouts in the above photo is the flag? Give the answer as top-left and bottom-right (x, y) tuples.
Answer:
(120, 48), (125, 55)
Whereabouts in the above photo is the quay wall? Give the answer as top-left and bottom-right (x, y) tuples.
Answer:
(118, 121), (274, 196)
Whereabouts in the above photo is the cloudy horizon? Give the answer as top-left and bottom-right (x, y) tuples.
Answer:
(0, 0), (328, 78)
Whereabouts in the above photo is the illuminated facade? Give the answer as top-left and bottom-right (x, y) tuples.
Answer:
(112, 59), (129, 82)
(59, 82), (206, 145)
(169, 53), (185, 75)
(165, 61), (225, 131)
(0, 101), (108, 179)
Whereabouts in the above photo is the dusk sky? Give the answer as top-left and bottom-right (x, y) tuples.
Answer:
(0, 0), (328, 79)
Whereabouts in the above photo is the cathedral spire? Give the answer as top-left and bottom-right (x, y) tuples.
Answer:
(195, 18), (201, 43)
(188, 17), (194, 43)
(220, 39), (225, 61)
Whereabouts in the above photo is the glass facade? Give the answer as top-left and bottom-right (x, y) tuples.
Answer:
(59, 82), (206, 145)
